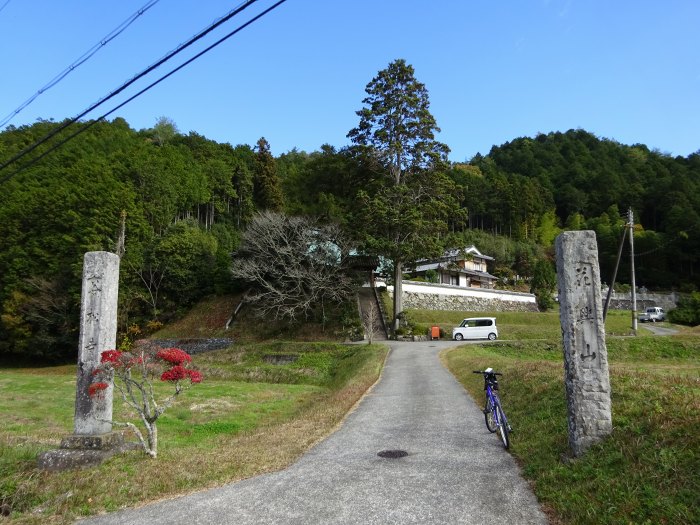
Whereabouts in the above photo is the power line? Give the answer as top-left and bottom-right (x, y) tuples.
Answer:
(0, 0), (258, 172)
(628, 226), (700, 257)
(604, 211), (700, 258)
(0, 0), (289, 184)
(0, 0), (161, 129)
(0, 0), (11, 15)
(0, 0), (262, 174)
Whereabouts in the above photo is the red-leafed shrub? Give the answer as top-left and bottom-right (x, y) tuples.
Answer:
(156, 348), (192, 366)
(88, 342), (202, 458)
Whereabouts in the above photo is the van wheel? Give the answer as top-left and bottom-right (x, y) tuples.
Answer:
(488, 333), (497, 341)
(454, 333), (463, 341)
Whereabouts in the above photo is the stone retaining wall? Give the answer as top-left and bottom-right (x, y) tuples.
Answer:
(386, 281), (538, 312)
(602, 290), (679, 311)
(151, 338), (233, 355)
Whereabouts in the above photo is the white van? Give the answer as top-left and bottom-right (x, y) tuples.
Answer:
(452, 317), (498, 341)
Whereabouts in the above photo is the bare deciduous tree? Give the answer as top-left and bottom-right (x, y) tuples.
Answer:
(231, 211), (356, 323)
(129, 261), (167, 319)
(361, 298), (380, 344)
(19, 277), (71, 330)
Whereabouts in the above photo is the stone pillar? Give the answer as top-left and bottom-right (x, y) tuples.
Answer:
(555, 231), (612, 457)
(74, 251), (120, 435)
(38, 252), (124, 470)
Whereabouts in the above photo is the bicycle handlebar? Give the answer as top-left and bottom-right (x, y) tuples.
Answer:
(472, 370), (502, 375)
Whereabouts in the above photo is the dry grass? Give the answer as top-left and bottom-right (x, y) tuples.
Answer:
(153, 295), (242, 338)
(151, 293), (361, 343)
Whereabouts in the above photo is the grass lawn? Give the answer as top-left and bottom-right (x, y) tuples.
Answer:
(3, 295), (697, 525)
(443, 332), (700, 524)
(406, 307), (644, 339)
(369, 297), (698, 522)
(0, 342), (388, 524)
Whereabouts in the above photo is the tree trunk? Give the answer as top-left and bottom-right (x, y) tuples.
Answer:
(393, 260), (403, 331)
(146, 421), (158, 458)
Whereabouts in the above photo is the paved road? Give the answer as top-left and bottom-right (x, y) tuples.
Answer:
(79, 341), (548, 525)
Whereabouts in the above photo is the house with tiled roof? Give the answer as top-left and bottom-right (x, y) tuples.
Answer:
(411, 245), (497, 289)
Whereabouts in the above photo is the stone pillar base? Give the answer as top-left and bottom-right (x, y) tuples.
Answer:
(37, 432), (125, 471)
(60, 432), (124, 450)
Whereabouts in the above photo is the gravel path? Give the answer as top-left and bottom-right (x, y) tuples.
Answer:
(641, 323), (679, 336)
(78, 340), (548, 525)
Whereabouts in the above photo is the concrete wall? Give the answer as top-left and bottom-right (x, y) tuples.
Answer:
(385, 280), (538, 312)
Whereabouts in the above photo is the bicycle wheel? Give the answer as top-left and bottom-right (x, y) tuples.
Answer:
(484, 398), (497, 433)
(496, 403), (510, 449)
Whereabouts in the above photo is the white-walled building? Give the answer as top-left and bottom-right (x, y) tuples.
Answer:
(412, 246), (498, 289)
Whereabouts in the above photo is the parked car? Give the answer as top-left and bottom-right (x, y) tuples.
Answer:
(639, 307), (665, 323)
(452, 317), (498, 341)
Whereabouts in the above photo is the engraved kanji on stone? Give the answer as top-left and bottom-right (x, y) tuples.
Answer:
(86, 273), (103, 296)
(84, 337), (97, 352)
(575, 265), (592, 287)
(581, 343), (597, 361)
(578, 305), (593, 322)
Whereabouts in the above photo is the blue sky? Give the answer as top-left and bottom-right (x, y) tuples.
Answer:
(1, 0), (698, 161)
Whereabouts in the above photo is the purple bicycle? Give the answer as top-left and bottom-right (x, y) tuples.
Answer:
(473, 368), (512, 449)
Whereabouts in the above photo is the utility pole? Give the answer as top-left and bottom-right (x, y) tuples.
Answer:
(629, 208), (637, 334)
(603, 226), (627, 320)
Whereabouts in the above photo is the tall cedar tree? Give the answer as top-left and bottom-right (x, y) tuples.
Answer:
(253, 137), (283, 211)
(348, 59), (453, 330)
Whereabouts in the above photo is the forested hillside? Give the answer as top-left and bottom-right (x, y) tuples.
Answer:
(461, 130), (700, 288)
(0, 119), (253, 360)
(0, 119), (698, 361)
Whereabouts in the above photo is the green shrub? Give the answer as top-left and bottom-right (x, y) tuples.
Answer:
(668, 292), (700, 326)
(413, 323), (431, 336)
(614, 282), (631, 293)
(534, 292), (555, 311)
(424, 269), (439, 283)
